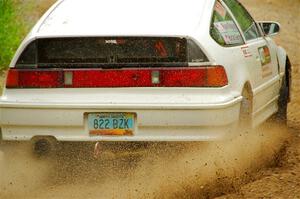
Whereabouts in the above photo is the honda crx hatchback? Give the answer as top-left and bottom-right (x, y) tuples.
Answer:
(0, 0), (291, 147)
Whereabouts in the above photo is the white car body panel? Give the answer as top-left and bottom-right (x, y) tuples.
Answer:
(1, 0), (288, 142)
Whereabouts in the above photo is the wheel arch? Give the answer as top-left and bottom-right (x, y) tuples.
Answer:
(276, 46), (287, 75)
(239, 81), (254, 129)
(241, 81), (254, 111)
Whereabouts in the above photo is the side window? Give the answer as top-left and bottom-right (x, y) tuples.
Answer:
(223, 0), (260, 40)
(210, 1), (244, 46)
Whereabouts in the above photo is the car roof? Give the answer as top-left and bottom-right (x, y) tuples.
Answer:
(33, 0), (213, 37)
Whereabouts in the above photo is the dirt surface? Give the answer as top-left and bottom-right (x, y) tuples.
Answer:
(0, 125), (290, 199)
(0, 0), (300, 198)
(217, 128), (300, 199)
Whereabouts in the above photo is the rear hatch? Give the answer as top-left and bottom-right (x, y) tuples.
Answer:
(6, 37), (228, 89)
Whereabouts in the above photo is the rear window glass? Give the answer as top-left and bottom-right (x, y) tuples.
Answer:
(16, 42), (37, 66)
(16, 37), (208, 68)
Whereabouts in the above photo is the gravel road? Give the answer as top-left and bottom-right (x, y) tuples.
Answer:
(0, 0), (299, 198)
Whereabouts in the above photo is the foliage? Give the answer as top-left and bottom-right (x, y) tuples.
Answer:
(0, 0), (26, 70)
(223, 0), (253, 32)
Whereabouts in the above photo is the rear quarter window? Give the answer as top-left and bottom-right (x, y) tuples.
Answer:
(210, 1), (244, 47)
(223, 0), (260, 40)
(16, 42), (37, 67)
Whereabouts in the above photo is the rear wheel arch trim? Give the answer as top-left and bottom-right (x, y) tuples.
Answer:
(241, 81), (254, 103)
(276, 46), (287, 75)
(239, 82), (254, 127)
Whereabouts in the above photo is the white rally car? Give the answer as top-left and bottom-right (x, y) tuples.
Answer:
(0, 0), (291, 149)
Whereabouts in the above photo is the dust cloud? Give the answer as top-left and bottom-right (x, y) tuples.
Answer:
(0, 143), (52, 198)
(0, 123), (289, 199)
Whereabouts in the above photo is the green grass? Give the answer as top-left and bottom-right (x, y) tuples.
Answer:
(0, 0), (27, 70)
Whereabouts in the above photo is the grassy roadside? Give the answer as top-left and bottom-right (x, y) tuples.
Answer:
(0, 0), (27, 71)
(0, 0), (55, 91)
(0, 0), (55, 71)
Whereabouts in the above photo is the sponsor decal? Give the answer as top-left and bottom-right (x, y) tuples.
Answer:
(104, 39), (126, 45)
(105, 39), (117, 44)
(258, 46), (271, 66)
(214, 21), (243, 45)
(258, 46), (272, 78)
(241, 46), (252, 58)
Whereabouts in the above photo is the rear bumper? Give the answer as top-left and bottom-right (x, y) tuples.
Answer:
(0, 97), (242, 141)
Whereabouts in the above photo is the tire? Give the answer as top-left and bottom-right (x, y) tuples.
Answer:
(271, 57), (290, 125)
(273, 73), (289, 124)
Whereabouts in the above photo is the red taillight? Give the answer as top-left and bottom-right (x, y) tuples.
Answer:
(70, 68), (209, 87)
(6, 69), (63, 88)
(6, 66), (228, 88)
(207, 66), (228, 87)
(6, 69), (19, 88)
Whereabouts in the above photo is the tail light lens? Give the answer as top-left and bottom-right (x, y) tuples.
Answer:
(6, 70), (62, 88)
(6, 66), (228, 88)
(207, 66), (229, 87)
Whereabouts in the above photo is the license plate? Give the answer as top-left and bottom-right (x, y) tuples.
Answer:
(88, 113), (135, 136)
